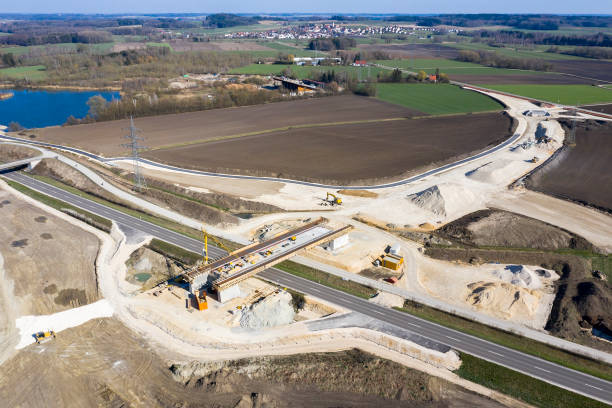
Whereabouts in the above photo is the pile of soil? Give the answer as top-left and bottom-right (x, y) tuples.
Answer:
(425, 246), (612, 352)
(126, 247), (184, 290)
(0, 144), (39, 164)
(0, 318), (508, 408)
(524, 120), (612, 213)
(436, 209), (594, 251)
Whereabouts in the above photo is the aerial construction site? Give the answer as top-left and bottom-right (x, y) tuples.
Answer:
(1, 12), (612, 408)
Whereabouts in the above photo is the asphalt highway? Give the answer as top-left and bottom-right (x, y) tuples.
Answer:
(3, 172), (611, 404)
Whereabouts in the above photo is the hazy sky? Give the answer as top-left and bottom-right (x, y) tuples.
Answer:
(3, 0), (610, 15)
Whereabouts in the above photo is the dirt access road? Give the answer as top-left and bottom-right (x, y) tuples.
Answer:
(146, 112), (514, 185)
(30, 95), (421, 157)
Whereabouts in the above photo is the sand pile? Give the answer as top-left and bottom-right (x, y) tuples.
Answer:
(490, 265), (557, 290)
(240, 291), (295, 329)
(406, 184), (478, 218)
(407, 186), (446, 216)
(465, 160), (519, 184)
(465, 281), (540, 318)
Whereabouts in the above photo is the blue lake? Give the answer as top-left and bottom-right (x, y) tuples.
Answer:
(0, 89), (119, 129)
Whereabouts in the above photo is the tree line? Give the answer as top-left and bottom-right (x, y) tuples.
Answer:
(456, 49), (553, 71)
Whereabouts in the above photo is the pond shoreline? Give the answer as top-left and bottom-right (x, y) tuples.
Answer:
(0, 92), (13, 101)
(0, 83), (122, 92)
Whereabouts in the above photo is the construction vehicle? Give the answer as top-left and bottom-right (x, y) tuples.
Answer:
(289, 236), (296, 241)
(202, 225), (232, 265)
(325, 192), (342, 206)
(530, 156), (539, 163)
(34, 330), (56, 344)
(195, 290), (208, 311)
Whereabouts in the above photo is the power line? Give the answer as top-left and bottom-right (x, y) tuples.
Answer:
(121, 116), (147, 192)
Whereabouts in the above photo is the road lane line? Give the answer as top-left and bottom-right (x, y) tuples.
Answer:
(489, 351), (504, 357)
(585, 384), (603, 391)
(446, 335), (461, 342)
(534, 366), (552, 373)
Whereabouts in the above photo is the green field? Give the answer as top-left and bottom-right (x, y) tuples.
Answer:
(376, 83), (503, 115)
(0, 65), (47, 81)
(448, 42), (589, 61)
(483, 84), (612, 105)
(457, 353), (608, 408)
(0, 42), (114, 56)
(376, 58), (548, 76)
(230, 63), (386, 79)
(257, 41), (320, 57)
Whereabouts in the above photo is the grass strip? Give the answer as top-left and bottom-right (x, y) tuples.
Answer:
(147, 238), (202, 266)
(26, 173), (240, 251)
(395, 300), (612, 382)
(4, 178), (112, 232)
(456, 353), (608, 408)
(148, 117), (407, 151)
(275, 260), (377, 299)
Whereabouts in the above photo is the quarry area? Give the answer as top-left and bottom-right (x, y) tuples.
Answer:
(0, 86), (611, 407)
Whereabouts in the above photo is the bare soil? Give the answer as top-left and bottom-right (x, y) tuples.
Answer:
(359, 43), (460, 59)
(424, 247), (612, 353)
(0, 144), (40, 164)
(169, 40), (273, 52)
(581, 103), (612, 115)
(524, 120), (612, 212)
(452, 73), (595, 85)
(0, 318), (508, 408)
(146, 112), (514, 185)
(436, 209), (594, 251)
(551, 60), (612, 82)
(30, 95), (421, 156)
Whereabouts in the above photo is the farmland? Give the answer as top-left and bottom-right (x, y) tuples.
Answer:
(144, 111), (514, 184)
(0, 65), (47, 81)
(375, 83), (504, 115)
(30, 95), (421, 156)
(525, 120), (612, 212)
(229, 63), (387, 79)
(483, 84), (612, 105)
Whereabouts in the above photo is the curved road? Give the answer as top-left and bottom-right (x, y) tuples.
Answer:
(3, 172), (611, 405)
(0, 122), (523, 190)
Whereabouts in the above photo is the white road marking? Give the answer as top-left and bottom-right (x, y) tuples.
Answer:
(534, 366), (551, 373)
(445, 335), (461, 342)
(585, 384), (603, 391)
(489, 351), (504, 357)
(406, 323), (421, 328)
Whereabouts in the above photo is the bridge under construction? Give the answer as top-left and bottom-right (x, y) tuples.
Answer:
(183, 218), (352, 302)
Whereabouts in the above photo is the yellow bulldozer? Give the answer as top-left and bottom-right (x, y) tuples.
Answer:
(34, 330), (56, 344)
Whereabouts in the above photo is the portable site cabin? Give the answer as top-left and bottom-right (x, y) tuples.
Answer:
(382, 254), (404, 271)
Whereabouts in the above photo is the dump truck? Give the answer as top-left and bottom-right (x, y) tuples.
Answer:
(34, 330), (56, 344)
(195, 290), (208, 311)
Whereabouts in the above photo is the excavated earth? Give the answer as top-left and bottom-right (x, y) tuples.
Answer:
(0, 317), (509, 408)
(428, 210), (612, 352)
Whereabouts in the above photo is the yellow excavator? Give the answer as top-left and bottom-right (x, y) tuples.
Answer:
(202, 225), (232, 265)
(326, 192), (342, 206)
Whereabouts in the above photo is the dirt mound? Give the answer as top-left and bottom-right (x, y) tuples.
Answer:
(126, 247), (183, 289)
(240, 291), (295, 329)
(407, 185), (446, 216)
(0, 144), (39, 164)
(490, 265), (558, 290)
(436, 209), (594, 251)
(425, 246), (612, 352)
(466, 281), (540, 318)
(573, 281), (612, 338)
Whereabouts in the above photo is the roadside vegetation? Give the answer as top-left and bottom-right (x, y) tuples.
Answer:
(456, 353), (608, 408)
